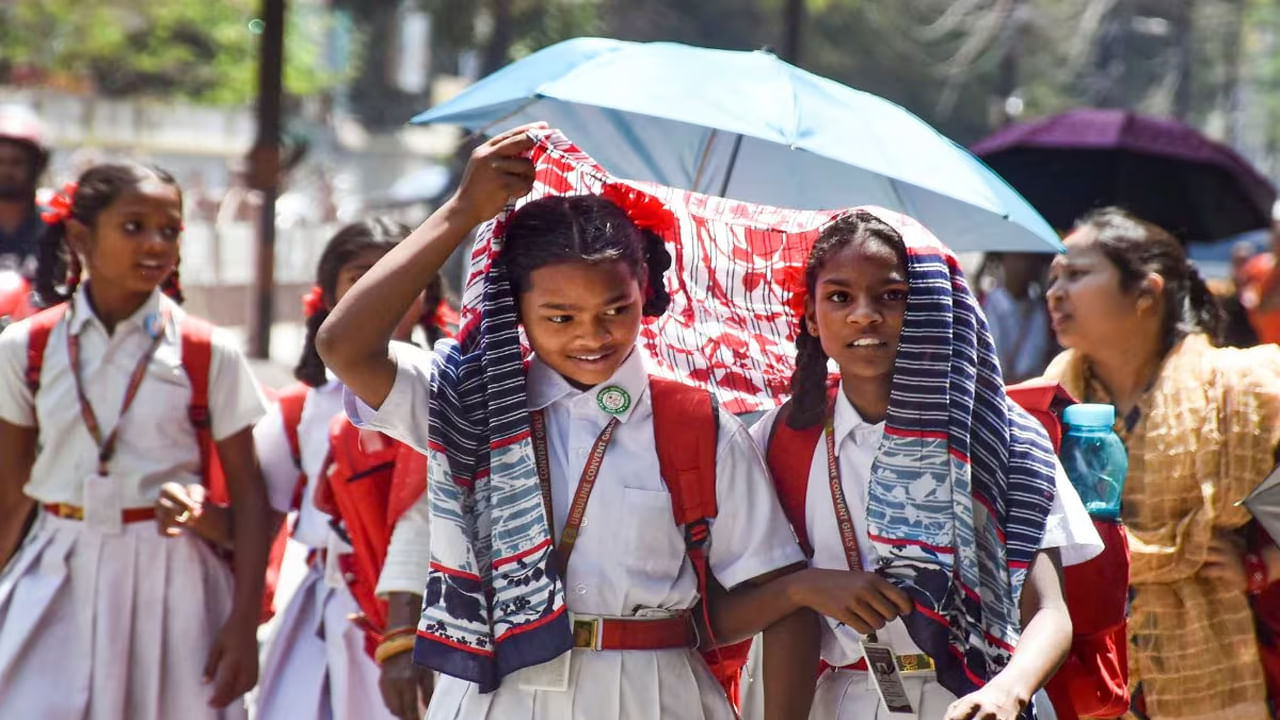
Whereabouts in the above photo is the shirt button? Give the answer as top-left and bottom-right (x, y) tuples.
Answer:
(342, 572), (357, 583)
(575, 584), (588, 595)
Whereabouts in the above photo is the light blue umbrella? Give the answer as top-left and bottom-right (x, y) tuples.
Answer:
(412, 37), (1060, 253)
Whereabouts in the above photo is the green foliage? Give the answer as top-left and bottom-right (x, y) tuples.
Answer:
(0, 0), (352, 105)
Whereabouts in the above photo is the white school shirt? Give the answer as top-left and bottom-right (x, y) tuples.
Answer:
(350, 343), (805, 615)
(254, 376), (345, 542)
(0, 289), (266, 508)
(749, 384), (1104, 667)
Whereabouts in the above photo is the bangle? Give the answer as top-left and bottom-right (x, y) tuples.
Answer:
(380, 625), (417, 643)
(1245, 552), (1269, 595)
(375, 634), (417, 666)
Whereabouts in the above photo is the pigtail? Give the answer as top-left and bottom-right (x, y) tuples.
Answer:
(294, 307), (329, 387)
(161, 259), (185, 305)
(787, 324), (831, 429)
(1185, 264), (1225, 346)
(34, 220), (76, 307)
(640, 229), (673, 317)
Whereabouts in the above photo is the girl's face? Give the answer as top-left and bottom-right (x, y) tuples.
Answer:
(806, 238), (908, 389)
(70, 179), (182, 298)
(333, 246), (423, 342)
(518, 259), (645, 390)
(1046, 230), (1151, 354)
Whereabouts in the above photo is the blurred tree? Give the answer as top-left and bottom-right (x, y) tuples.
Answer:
(0, 0), (348, 105)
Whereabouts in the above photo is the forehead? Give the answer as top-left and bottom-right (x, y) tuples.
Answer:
(1053, 229), (1104, 265)
(104, 181), (182, 215)
(524, 259), (638, 296)
(817, 236), (907, 279)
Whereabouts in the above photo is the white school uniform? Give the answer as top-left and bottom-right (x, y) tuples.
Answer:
(346, 344), (805, 720)
(0, 289), (266, 720)
(252, 377), (396, 720)
(737, 384), (1104, 720)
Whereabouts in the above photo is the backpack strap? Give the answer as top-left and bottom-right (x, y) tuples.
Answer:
(178, 314), (225, 502)
(275, 382), (311, 510)
(649, 377), (720, 636)
(24, 303), (69, 395)
(765, 400), (826, 559)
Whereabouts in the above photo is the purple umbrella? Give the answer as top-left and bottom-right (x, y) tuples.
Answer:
(972, 108), (1276, 241)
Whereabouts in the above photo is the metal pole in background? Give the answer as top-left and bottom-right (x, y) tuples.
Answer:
(249, 0), (285, 359)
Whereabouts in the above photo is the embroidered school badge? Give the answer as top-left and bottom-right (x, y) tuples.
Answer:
(143, 312), (164, 339)
(596, 385), (631, 415)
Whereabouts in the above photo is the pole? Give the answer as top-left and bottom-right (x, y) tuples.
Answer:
(782, 0), (806, 65)
(249, 0), (285, 359)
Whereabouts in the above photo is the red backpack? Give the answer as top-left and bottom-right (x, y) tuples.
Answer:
(765, 380), (1131, 720)
(26, 303), (292, 622)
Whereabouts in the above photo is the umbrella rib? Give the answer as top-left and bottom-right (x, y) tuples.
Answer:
(718, 134), (745, 198)
(692, 130), (719, 194)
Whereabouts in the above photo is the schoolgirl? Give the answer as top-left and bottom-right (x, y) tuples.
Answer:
(317, 126), (814, 719)
(0, 162), (270, 719)
(728, 210), (1103, 720)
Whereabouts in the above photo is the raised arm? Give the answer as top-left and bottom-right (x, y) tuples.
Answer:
(317, 126), (540, 409)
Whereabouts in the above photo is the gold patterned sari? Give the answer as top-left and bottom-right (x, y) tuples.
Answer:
(1043, 334), (1280, 720)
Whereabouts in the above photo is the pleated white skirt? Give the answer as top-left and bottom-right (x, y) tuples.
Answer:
(0, 511), (247, 720)
(254, 563), (395, 720)
(426, 647), (735, 720)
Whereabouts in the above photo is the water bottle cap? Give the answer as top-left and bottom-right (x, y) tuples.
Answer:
(1062, 403), (1116, 428)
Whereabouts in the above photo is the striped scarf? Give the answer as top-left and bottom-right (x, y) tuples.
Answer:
(868, 220), (1059, 697)
(414, 129), (1057, 696)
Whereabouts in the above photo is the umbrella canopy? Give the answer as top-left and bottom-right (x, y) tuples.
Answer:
(412, 37), (1060, 253)
(1244, 466), (1280, 549)
(972, 108), (1276, 242)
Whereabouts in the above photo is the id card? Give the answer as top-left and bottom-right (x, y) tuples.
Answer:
(516, 650), (571, 692)
(861, 642), (916, 716)
(83, 473), (123, 535)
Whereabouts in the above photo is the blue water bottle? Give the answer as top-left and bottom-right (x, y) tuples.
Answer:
(1060, 404), (1129, 520)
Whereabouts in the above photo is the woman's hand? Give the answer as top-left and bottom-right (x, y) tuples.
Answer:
(446, 123), (543, 229)
(1200, 530), (1248, 592)
(155, 482), (234, 549)
(379, 649), (433, 720)
(791, 568), (913, 634)
(944, 679), (1029, 720)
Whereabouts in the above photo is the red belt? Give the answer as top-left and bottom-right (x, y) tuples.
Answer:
(571, 612), (699, 651)
(43, 502), (156, 524)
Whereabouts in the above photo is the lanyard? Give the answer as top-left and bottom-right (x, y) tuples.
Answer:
(67, 310), (168, 476)
(530, 409), (620, 577)
(825, 420), (865, 573)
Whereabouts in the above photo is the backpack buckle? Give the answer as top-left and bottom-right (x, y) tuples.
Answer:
(684, 517), (710, 551)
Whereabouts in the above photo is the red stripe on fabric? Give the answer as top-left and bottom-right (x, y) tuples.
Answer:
(492, 538), (553, 569)
(430, 562), (481, 581)
(491, 429), (531, 450)
(985, 632), (1016, 653)
(949, 447), (970, 464)
(913, 601), (947, 624)
(1008, 559), (1029, 570)
(495, 604), (568, 642)
(868, 532), (954, 554)
(959, 582), (982, 603)
(417, 629), (495, 657)
(885, 426), (950, 441)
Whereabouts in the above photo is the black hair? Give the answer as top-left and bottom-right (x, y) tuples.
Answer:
(786, 211), (908, 429)
(0, 137), (48, 184)
(295, 217), (446, 387)
(35, 161), (184, 307)
(498, 194), (673, 318)
(1073, 207), (1225, 353)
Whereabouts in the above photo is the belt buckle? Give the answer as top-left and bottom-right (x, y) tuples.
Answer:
(59, 503), (83, 520)
(572, 616), (601, 651)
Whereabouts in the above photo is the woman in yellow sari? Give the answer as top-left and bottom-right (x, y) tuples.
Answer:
(1041, 207), (1280, 720)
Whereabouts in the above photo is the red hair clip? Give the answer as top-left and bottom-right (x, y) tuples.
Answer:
(301, 285), (326, 319)
(780, 264), (809, 321)
(41, 181), (78, 225)
(600, 182), (677, 235)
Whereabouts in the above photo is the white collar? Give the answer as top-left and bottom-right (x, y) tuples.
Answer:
(69, 286), (175, 342)
(831, 381), (886, 456)
(525, 348), (649, 424)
